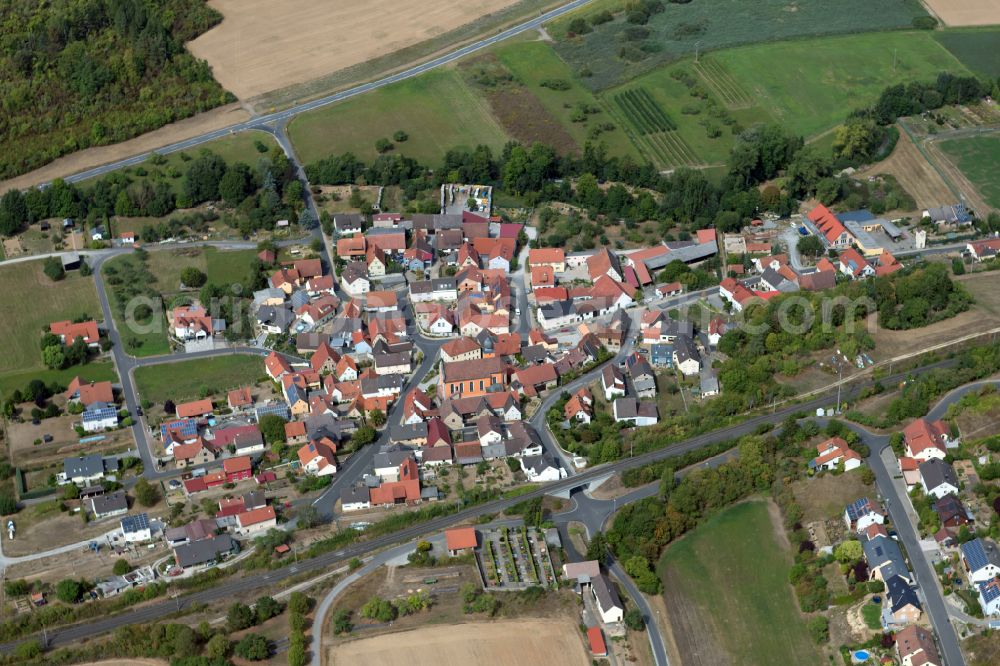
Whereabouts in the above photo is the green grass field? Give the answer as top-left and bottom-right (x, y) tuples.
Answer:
(713, 32), (969, 138)
(551, 0), (929, 90)
(134, 355), (265, 403)
(0, 260), (103, 380)
(935, 29), (1000, 78)
(0, 362), (116, 398)
(938, 135), (1000, 209)
(493, 41), (641, 160)
(147, 247), (258, 296)
(288, 68), (509, 166)
(658, 501), (822, 665)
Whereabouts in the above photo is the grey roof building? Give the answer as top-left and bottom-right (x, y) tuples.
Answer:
(63, 454), (111, 482)
(173, 534), (238, 569)
(341, 484), (371, 506)
(89, 490), (128, 518)
(918, 458), (958, 496)
(863, 534), (909, 582)
(592, 572), (624, 615)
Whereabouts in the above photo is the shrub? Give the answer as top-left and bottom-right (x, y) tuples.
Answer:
(393, 130), (409, 142)
(234, 633), (271, 661)
(568, 18), (592, 35)
(43, 257), (65, 281)
(112, 559), (131, 576)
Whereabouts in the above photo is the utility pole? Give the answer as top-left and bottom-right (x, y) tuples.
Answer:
(836, 360), (844, 414)
(694, 41), (702, 64)
(679, 383), (689, 413)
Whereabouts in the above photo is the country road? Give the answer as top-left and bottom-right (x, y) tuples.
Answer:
(39, 0), (602, 189)
(0, 352), (973, 655)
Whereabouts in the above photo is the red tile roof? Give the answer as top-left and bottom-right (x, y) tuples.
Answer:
(176, 399), (214, 419)
(445, 527), (478, 551)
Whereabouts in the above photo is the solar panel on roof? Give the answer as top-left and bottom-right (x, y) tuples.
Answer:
(122, 513), (150, 532)
(964, 539), (989, 572)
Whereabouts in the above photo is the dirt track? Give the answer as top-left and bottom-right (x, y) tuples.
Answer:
(922, 0), (1000, 26)
(327, 619), (588, 665)
(0, 104), (250, 193)
(856, 127), (955, 210)
(188, 0), (519, 101)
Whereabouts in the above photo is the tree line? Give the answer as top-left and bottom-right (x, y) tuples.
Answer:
(0, 145), (303, 238)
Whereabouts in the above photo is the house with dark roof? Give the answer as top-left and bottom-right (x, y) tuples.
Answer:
(173, 534), (238, 570)
(88, 490), (128, 519)
(612, 398), (658, 427)
(934, 494), (971, 528)
(918, 459), (959, 499)
(884, 574), (921, 625)
(961, 538), (1000, 584)
(977, 576), (1000, 616)
(862, 534), (909, 583)
(591, 573), (624, 623)
(672, 335), (701, 376)
(62, 454), (116, 486)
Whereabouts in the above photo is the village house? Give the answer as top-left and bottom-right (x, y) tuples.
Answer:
(602, 364), (626, 401)
(919, 459), (959, 499)
(234, 505), (277, 537)
(65, 377), (114, 406)
(809, 437), (862, 472)
(50, 319), (100, 347)
(172, 305), (224, 340)
(592, 573), (624, 624)
(884, 574), (922, 625)
(439, 356), (507, 400)
(612, 398), (659, 427)
(844, 497), (886, 532)
(89, 490), (128, 520)
(895, 624), (941, 666)
(120, 513), (153, 543)
(903, 418), (953, 460)
(961, 538), (1000, 584)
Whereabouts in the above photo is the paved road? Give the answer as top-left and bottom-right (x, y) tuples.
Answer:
(555, 488), (666, 666)
(0, 355), (967, 653)
(53, 0), (602, 188)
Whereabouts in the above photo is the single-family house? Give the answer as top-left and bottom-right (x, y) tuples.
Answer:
(173, 534), (238, 570)
(844, 497), (886, 532)
(977, 577), (1000, 616)
(612, 398), (659, 427)
(809, 437), (863, 472)
(672, 335), (701, 376)
(863, 534), (909, 583)
(592, 573), (624, 624)
(120, 513), (153, 543)
(904, 418), (952, 460)
(50, 319), (100, 347)
(602, 364), (627, 401)
(89, 490), (128, 519)
(234, 505), (277, 537)
(885, 574), (922, 624)
(919, 459), (959, 499)
(82, 402), (118, 432)
(961, 538), (1000, 584)
(520, 453), (565, 482)
(298, 440), (337, 476)
(895, 624), (941, 666)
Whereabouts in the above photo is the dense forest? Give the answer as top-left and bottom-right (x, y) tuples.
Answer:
(0, 0), (232, 179)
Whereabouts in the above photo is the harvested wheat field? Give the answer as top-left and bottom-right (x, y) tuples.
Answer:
(857, 127), (955, 210)
(188, 0), (520, 100)
(327, 619), (588, 666)
(923, 0), (1000, 26)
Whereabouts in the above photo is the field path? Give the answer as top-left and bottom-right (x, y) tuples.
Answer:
(855, 125), (956, 210)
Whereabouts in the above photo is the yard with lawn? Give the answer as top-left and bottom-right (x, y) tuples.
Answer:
(937, 134), (1000, 209)
(146, 246), (259, 296)
(288, 68), (509, 166)
(658, 500), (823, 666)
(0, 260), (105, 389)
(133, 355), (266, 404)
